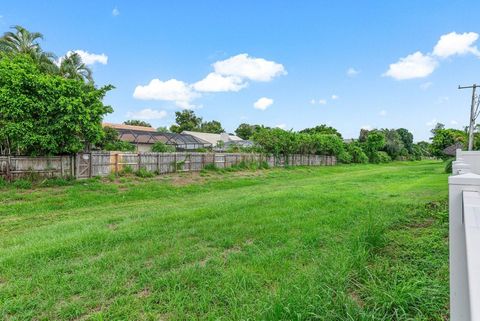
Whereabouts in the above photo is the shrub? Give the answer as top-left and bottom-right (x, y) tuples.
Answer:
(376, 151), (392, 163)
(13, 179), (32, 189)
(135, 167), (154, 178)
(368, 151), (389, 164)
(445, 158), (454, 174)
(106, 173), (116, 182)
(252, 128), (345, 157)
(152, 141), (175, 153)
(259, 161), (270, 169)
(0, 176), (7, 188)
(41, 177), (74, 187)
(195, 148), (208, 153)
(104, 141), (135, 152)
(347, 145), (369, 163)
(338, 150), (352, 164)
(118, 165), (134, 176)
(203, 163), (218, 171)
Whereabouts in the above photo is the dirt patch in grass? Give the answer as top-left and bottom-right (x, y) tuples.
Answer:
(136, 288), (151, 298)
(348, 289), (365, 308)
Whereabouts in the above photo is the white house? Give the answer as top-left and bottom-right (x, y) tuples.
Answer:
(182, 131), (243, 147)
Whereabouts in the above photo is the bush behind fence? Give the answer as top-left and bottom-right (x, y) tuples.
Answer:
(0, 152), (336, 181)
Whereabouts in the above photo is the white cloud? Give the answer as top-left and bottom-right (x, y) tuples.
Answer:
(134, 53), (286, 109)
(126, 108), (167, 120)
(68, 50), (108, 65)
(379, 110), (387, 117)
(213, 53), (287, 82)
(331, 95), (339, 100)
(310, 98), (327, 105)
(451, 120), (459, 125)
(253, 97), (273, 110)
(436, 96), (449, 104)
(433, 32), (480, 58)
(193, 73), (246, 92)
(426, 118), (437, 127)
(56, 50), (108, 66)
(420, 82), (433, 90)
(384, 51), (438, 80)
(275, 124), (287, 129)
(385, 31), (480, 81)
(133, 79), (198, 109)
(112, 7), (120, 16)
(361, 125), (373, 130)
(347, 67), (359, 77)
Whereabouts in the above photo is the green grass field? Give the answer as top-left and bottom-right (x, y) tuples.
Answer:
(0, 161), (449, 320)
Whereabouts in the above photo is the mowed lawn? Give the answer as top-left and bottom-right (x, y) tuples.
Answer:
(0, 161), (449, 320)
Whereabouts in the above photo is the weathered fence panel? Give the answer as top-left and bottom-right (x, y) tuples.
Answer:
(0, 152), (337, 181)
(0, 155), (74, 181)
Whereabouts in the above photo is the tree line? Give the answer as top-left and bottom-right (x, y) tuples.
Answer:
(0, 25), (462, 160)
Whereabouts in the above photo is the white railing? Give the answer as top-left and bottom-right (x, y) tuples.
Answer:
(463, 191), (480, 321)
(449, 149), (480, 321)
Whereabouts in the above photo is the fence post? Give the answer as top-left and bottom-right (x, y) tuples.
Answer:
(60, 156), (63, 177)
(174, 153), (177, 173)
(89, 152), (93, 178)
(157, 153), (160, 173)
(115, 153), (119, 174)
(6, 155), (11, 181)
(70, 155), (74, 178)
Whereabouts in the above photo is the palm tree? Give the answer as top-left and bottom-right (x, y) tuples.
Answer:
(59, 52), (93, 82)
(0, 25), (58, 73)
(0, 25), (44, 54)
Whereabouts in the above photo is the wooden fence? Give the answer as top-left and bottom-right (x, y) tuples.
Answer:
(0, 152), (336, 181)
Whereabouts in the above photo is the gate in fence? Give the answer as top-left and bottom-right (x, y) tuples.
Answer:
(76, 153), (92, 178)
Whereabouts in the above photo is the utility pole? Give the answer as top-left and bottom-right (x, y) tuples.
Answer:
(458, 84), (479, 151)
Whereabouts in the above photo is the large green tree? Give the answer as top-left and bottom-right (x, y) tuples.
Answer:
(235, 123), (265, 140)
(170, 110), (202, 133)
(200, 120), (224, 134)
(300, 125), (343, 138)
(0, 54), (113, 155)
(380, 128), (404, 159)
(363, 131), (386, 163)
(396, 128), (414, 154)
(429, 124), (466, 158)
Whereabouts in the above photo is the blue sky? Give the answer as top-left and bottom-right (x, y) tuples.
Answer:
(1, 1), (480, 141)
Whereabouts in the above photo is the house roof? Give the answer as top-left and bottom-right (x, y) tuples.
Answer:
(102, 122), (157, 132)
(103, 123), (212, 147)
(182, 131), (243, 145)
(443, 142), (464, 156)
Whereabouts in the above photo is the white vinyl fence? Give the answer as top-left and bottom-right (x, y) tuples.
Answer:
(449, 149), (480, 321)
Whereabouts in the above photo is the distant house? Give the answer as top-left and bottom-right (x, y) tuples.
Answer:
(443, 142), (464, 157)
(181, 131), (252, 151)
(103, 123), (212, 152)
(182, 131), (242, 146)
